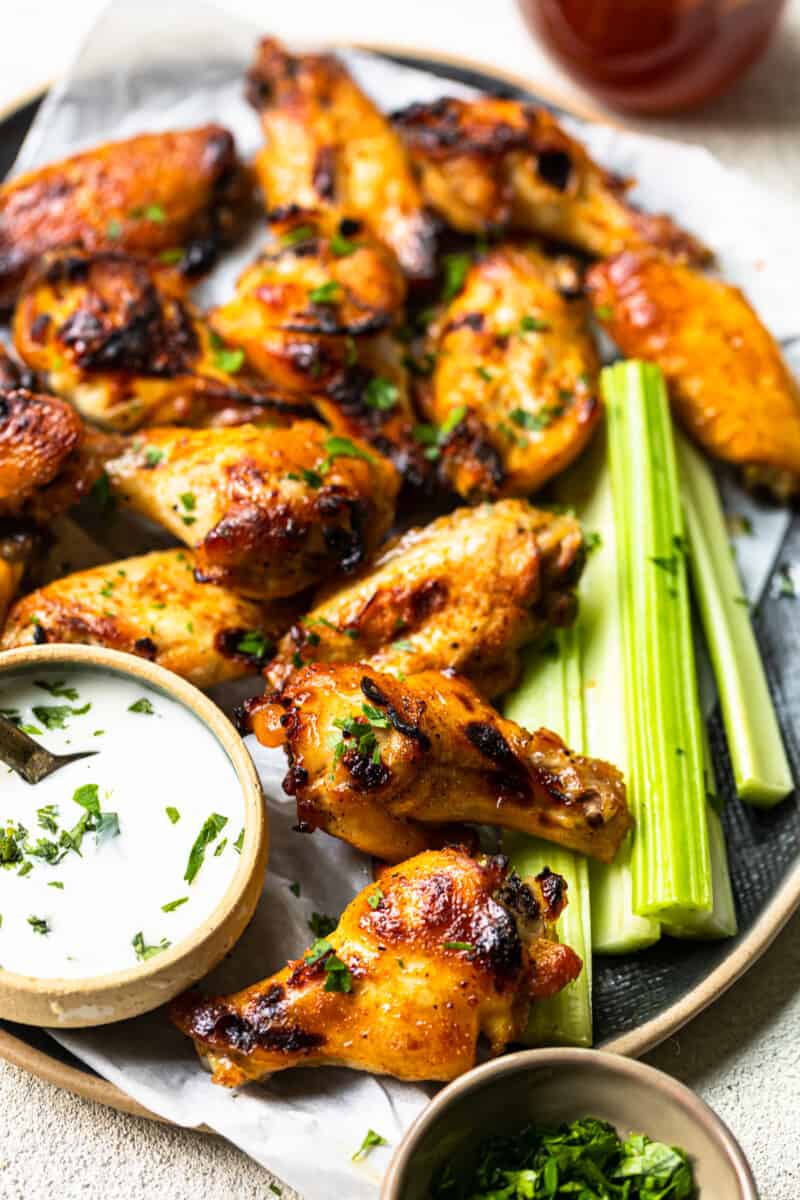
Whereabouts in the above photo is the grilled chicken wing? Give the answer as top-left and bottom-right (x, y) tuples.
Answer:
(393, 96), (709, 264)
(587, 250), (800, 499)
(245, 37), (436, 280)
(0, 125), (250, 307)
(266, 499), (584, 697)
(0, 527), (38, 628)
(171, 847), (581, 1085)
(14, 249), (311, 433)
(252, 663), (630, 863)
(0, 549), (293, 688)
(419, 245), (600, 499)
(105, 422), (399, 598)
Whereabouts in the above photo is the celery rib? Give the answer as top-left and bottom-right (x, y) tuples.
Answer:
(676, 431), (793, 807)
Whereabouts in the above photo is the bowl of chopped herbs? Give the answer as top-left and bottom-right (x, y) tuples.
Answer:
(381, 1048), (757, 1199)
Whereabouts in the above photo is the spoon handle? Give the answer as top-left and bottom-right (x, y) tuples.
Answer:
(0, 713), (57, 784)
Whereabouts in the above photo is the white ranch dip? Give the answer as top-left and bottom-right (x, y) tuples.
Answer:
(0, 667), (244, 979)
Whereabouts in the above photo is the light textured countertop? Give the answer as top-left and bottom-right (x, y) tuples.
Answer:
(1, 2), (799, 1196)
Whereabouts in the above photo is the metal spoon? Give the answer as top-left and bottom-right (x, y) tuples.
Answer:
(0, 712), (98, 784)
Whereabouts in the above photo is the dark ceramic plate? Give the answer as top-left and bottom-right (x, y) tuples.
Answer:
(0, 48), (798, 1123)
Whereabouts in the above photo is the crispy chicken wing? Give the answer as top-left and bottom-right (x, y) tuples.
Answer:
(171, 847), (581, 1085)
(266, 499), (584, 697)
(252, 663), (630, 863)
(0, 125), (250, 306)
(587, 250), (800, 499)
(0, 549), (294, 689)
(392, 96), (709, 263)
(245, 37), (436, 280)
(14, 250), (312, 433)
(419, 245), (600, 499)
(0, 526), (38, 628)
(105, 422), (399, 598)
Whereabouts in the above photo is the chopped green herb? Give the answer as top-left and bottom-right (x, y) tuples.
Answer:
(584, 530), (603, 556)
(107, 218), (122, 240)
(130, 203), (166, 223)
(90, 472), (114, 511)
(95, 811), (120, 843)
(443, 940), (475, 953)
(213, 345), (245, 375)
(392, 639), (415, 652)
(48, 881), (64, 890)
(475, 365), (493, 382)
(132, 931), (171, 961)
(37, 805), (59, 834)
(17, 861), (33, 877)
(213, 838), (228, 856)
(269, 1185), (283, 1197)
(439, 404), (467, 439)
(441, 252), (471, 301)
(320, 435), (374, 473)
(509, 404), (564, 432)
(162, 896), (189, 913)
(235, 630), (273, 660)
(519, 314), (551, 333)
(233, 827), (244, 854)
(367, 888), (383, 909)
(330, 231), (358, 257)
(28, 915), (49, 935)
(308, 912), (337, 938)
(166, 806), (180, 824)
(309, 280), (341, 305)
(31, 705), (73, 730)
(776, 563), (796, 598)
(129, 698), (155, 715)
(158, 247), (185, 265)
(289, 881), (301, 897)
(364, 376), (399, 411)
(34, 680), (78, 700)
(281, 224), (316, 247)
(144, 447), (164, 467)
(20, 725), (43, 736)
(184, 813), (228, 884)
(352, 1129), (387, 1161)
(594, 304), (615, 321)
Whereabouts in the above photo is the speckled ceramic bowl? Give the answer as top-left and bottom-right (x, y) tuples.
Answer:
(382, 1048), (758, 1199)
(0, 644), (268, 1027)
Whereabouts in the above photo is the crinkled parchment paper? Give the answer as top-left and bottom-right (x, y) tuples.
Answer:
(5, 0), (798, 1194)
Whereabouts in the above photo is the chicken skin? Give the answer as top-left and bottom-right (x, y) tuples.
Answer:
(419, 245), (600, 500)
(105, 422), (399, 598)
(171, 847), (581, 1085)
(0, 549), (294, 689)
(245, 37), (436, 280)
(252, 663), (630, 863)
(0, 527), (37, 628)
(587, 250), (800, 499)
(14, 250), (311, 433)
(265, 499), (584, 697)
(392, 96), (709, 264)
(0, 125), (250, 307)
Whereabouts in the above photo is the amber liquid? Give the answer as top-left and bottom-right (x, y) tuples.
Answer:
(519, 0), (788, 113)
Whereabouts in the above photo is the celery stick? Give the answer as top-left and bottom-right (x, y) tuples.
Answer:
(603, 361), (712, 923)
(559, 435), (660, 954)
(504, 634), (592, 1047)
(676, 431), (793, 807)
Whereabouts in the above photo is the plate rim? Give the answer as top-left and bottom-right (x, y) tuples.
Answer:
(0, 41), (798, 1130)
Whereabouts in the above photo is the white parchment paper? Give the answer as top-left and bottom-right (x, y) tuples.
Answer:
(6, 0), (797, 1194)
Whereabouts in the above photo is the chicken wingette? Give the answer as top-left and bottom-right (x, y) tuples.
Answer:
(0, 125), (250, 306)
(392, 96), (709, 263)
(171, 847), (581, 1085)
(0, 549), (294, 689)
(587, 250), (800, 500)
(266, 499), (584, 698)
(245, 37), (436, 280)
(418, 245), (600, 499)
(251, 663), (630, 863)
(105, 422), (399, 598)
(15, 249), (312, 433)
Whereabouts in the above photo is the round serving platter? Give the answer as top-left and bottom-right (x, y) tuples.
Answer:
(0, 45), (798, 1128)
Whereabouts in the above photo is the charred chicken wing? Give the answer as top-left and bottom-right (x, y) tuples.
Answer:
(252, 663), (630, 863)
(419, 245), (600, 499)
(0, 549), (293, 689)
(393, 96), (709, 263)
(266, 499), (584, 697)
(15, 250), (311, 433)
(245, 37), (436, 280)
(0, 125), (250, 306)
(171, 847), (581, 1085)
(587, 250), (800, 499)
(105, 422), (399, 598)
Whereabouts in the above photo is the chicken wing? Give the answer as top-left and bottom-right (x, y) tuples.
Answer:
(251, 663), (630, 863)
(0, 549), (294, 689)
(245, 37), (436, 280)
(0, 526), (37, 628)
(418, 245), (600, 499)
(171, 847), (581, 1085)
(392, 96), (709, 263)
(265, 499), (584, 698)
(14, 249), (312, 433)
(586, 250), (800, 499)
(0, 125), (251, 306)
(105, 422), (399, 598)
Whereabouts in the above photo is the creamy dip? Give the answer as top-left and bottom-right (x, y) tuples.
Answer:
(0, 668), (244, 979)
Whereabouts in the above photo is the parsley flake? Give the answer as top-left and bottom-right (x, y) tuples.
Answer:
(185, 813), (228, 883)
(352, 1129), (387, 1161)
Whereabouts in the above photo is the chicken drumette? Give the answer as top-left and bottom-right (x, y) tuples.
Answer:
(171, 847), (581, 1085)
(251, 663), (631, 863)
(0, 125), (251, 307)
(392, 96), (709, 263)
(265, 499), (584, 698)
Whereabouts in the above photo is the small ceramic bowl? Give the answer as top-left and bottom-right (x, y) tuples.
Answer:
(0, 644), (268, 1027)
(382, 1048), (758, 1200)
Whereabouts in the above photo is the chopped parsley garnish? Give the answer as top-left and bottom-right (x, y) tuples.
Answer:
(309, 280), (341, 305)
(287, 467), (324, 489)
(129, 697), (155, 715)
(413, 405), (467, 461)
(281, 224), (316, 247)
(235, 630), (273, 660)
(303, 939), (352, 993)
(364, 376), (399, 411)
(162, 896), (189, 913)
(367, 887), (384, 909)
(594, 304), (615, 321)
(213, 345), (245, 375)
(319, 435), (374, 474)
(331, 703), (389, 768)
(144, 446), (164, 467)
(34, 680), (78, 700)
(519, 314), (551, 333)
(214, 837), (228, 856)
(37, 805), (59, 834)
(28, 915), (49, 935)
(441, 252), (471, 301)
(178, 492), (197, 525)
(107, 218), (122, 239)
(509, 404), (564, 432)
(166, 806), (180, 824)
(184, 813), (228, 884)
(48, 881), (64, 890)
(392, 638), (415, 652)
(18, 861), (33, 877)
(132, 931), (171, 961)
(308, 911), (336, 938)
(330, 230), (358, 257)
(776, 563), (796, 598)
(584, 530), (603, 556)
(233, 827), (244, 854)
(443, 940), (475, 953)
(158, 247), (185, 265)
(130, 203), (166, 223)
(90, 472), (115, 511)
(352, 1129), (388, 1161)
(32, 705), (73, 730)
(288, 881), (301, 897)
(475, 365), (493, 382)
